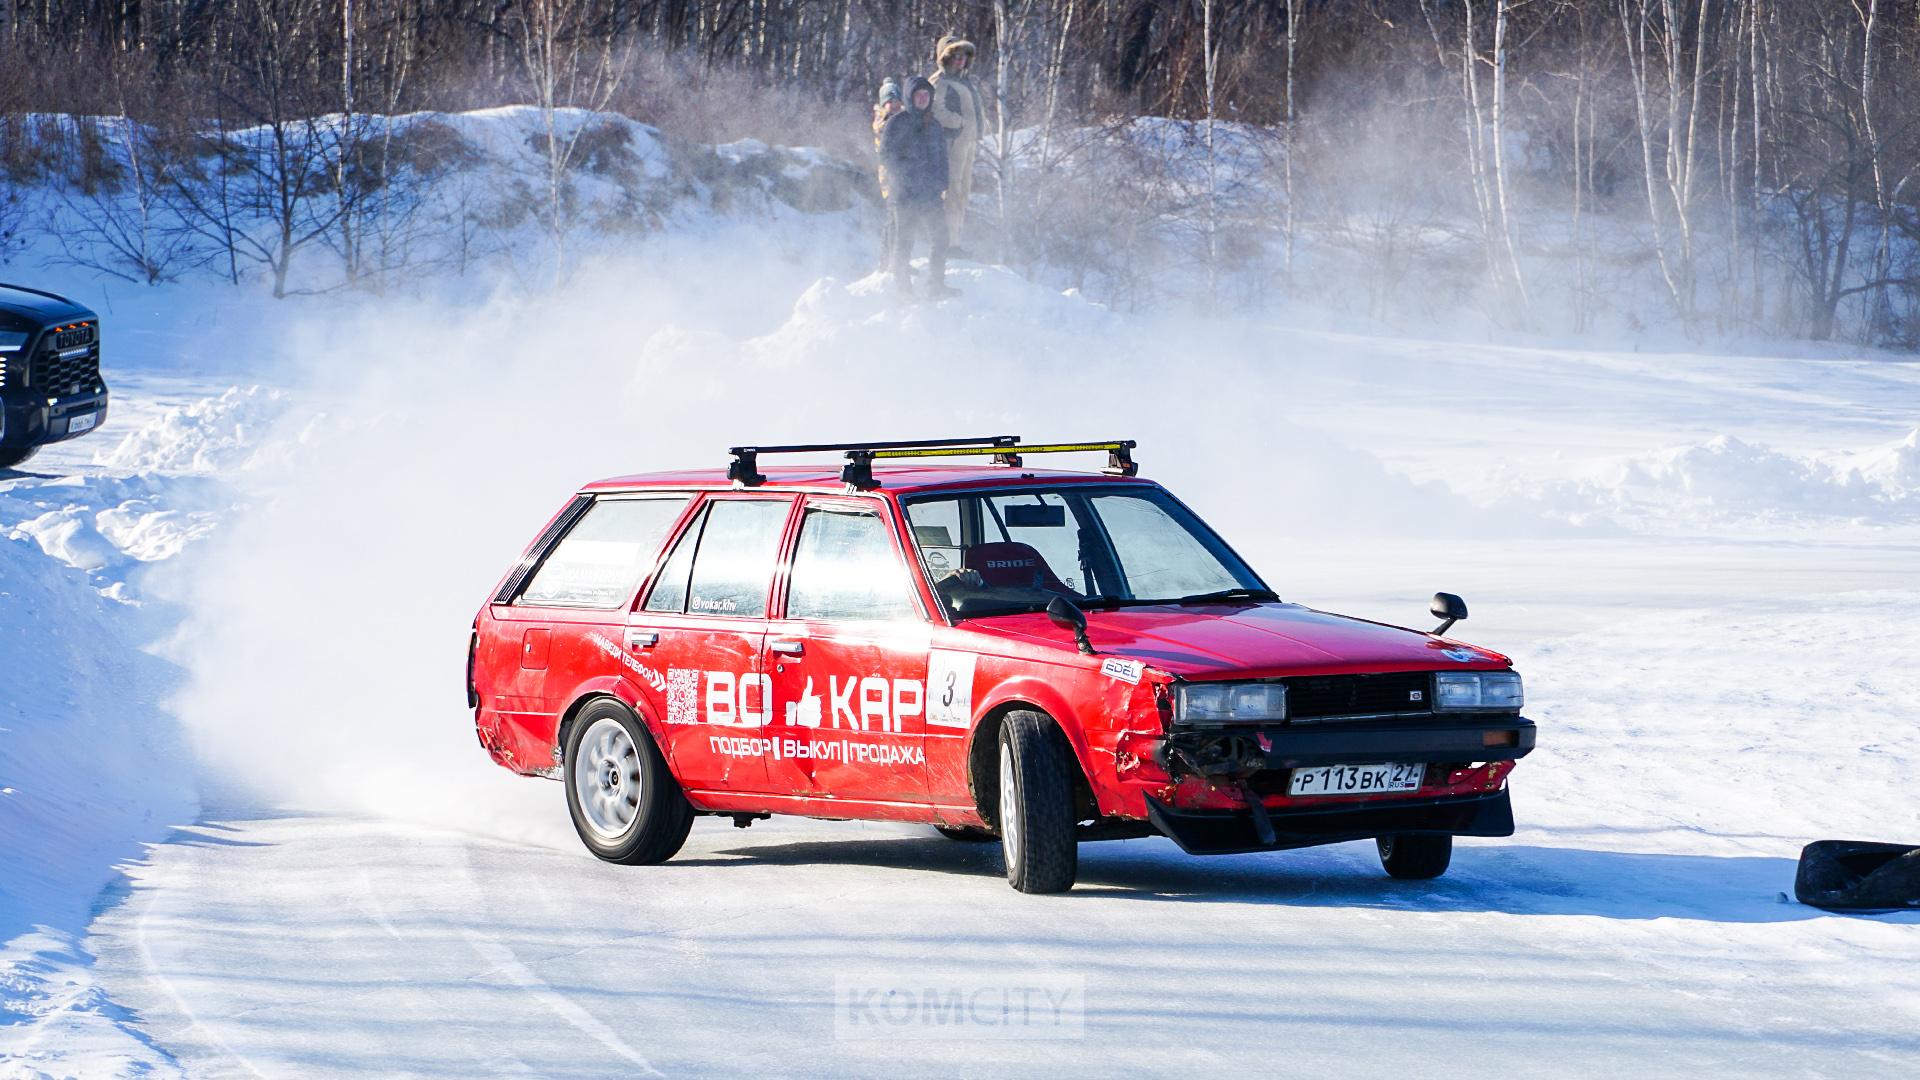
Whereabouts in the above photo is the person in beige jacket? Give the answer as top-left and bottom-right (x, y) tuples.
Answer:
(928, 34), (985, 256)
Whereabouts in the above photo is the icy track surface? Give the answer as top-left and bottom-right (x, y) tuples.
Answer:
(52, 534), (1920, 1077)
(76, 809), (1920, 1078)
(5, 259), (1920, 1076)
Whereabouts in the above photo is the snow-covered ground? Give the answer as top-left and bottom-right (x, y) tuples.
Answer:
(4, 111), (1920, 1075)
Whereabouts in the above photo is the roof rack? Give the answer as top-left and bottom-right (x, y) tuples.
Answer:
(726, 436), (1138, 489)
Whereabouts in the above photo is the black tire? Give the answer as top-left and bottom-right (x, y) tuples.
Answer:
(1377, 833), (1453, 880)
(996, 710), (1078, 893)
(0, 446), (38, 470)
(934, 825), (997, 842)
(563, 699), (693, 865)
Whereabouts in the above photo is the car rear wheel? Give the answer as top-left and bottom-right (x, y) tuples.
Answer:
(997, 710), (1078, 893)
(1377, 833), (1453, 880)
(934, 825), (997, 842)
(0, 446), (38, 470)
(564, 699), (693, 865)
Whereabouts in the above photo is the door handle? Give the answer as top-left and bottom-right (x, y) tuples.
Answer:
(624, 629), (659, 649)
(770, 640), (805, 657)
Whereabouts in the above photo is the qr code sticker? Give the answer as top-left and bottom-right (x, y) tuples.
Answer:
(666, 668), (701, 725)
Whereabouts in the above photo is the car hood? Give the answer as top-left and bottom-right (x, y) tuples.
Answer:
(0, 285), (89, 323)
(966, 601), (1511, 678)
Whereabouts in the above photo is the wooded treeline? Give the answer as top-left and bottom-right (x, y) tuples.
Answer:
(3, 1), (1920, 344)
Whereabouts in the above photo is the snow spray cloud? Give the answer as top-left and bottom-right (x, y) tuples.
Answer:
(166, 232), (1522, 838)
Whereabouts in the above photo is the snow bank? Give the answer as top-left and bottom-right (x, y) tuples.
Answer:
(92, 386), (284, 474)
(0, 533), (196, 1014)
(1, 386), (259, 1037)
(1493, 428), (1920, 531)
(1856, 426), (1920, 492)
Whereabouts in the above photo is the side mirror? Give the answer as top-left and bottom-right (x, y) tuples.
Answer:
(1047, 596), (1096, 655)
(1431, 592), (1468, 636)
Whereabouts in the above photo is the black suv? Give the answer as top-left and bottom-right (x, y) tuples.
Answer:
(0, 284), (107, 469)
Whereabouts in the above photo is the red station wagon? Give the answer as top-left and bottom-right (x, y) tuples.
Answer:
(468, 437), (1536, 892)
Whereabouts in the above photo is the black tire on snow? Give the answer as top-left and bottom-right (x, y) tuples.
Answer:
(0, 446), (38, 470)
(1795, 840), (1920, 911)
(1377, 833), (1453, 880)
(563, 698), (694, 865)
(934, 825), (998, 842)
(996, 710), (1079, 893)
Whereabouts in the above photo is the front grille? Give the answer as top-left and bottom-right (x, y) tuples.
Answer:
(1283, 671), (1433, 720)
(31, 323), (101, 396)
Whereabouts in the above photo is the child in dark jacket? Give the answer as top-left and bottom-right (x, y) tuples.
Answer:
(879, 77), (954, 297)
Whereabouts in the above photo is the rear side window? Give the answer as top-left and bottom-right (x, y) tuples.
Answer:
(644, 514), (701, 613)
(785, 507), (919, 622)
(645, 498), (793, 617)
(520, 496), (691, 607)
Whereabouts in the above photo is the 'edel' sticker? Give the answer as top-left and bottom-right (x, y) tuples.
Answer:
(926, 650), (976, 728)
(1101, 658), (1145, 684)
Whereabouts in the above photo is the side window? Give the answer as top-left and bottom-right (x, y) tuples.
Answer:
(519, 496), (690, 607)
(786, 507), (920, 622)
(643, 507), (703, 613)
(678, 499), (792, 617)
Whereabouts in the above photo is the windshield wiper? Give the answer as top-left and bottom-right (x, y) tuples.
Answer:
(1170, 587), (1278, 605)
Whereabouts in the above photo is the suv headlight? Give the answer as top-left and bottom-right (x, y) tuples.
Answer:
(0, 331), (23, 389)
(1434, 671), (1523, 712)
(1176, 681), (1287, 725)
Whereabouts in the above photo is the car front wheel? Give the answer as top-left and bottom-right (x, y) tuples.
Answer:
(0, 446), (38, 470)
(564, 699), (693, 865)
(1376, 833), (1453, 880)
(997, 710), (1078, 893)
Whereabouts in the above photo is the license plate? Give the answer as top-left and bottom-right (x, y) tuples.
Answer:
(1288, 761), (1425, 797)
(67, 412), (97, 434)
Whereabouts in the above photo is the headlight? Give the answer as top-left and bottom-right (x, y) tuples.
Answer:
(0, 330), (24, 387)
(1176, 681), (1287, 725)
(1434, 671), (1523, 712)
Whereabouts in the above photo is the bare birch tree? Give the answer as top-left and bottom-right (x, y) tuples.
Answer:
(1618, 0), (1713, 326)
(514, 0), (635, 284)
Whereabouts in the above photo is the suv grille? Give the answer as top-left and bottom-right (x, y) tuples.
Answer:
(32, 323), (101, 396)
(1283, 671), (1433, 720)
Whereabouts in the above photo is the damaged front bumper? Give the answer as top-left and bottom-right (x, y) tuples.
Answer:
(1146, 788), (1516, 855)
(1141, 713), (1535, 855)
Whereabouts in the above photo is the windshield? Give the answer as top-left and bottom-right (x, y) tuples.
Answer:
(903, 485), (1269, 619)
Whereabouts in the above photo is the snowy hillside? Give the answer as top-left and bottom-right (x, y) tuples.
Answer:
(11, 106), (874, 298)
(2, 109), (1919, 1077)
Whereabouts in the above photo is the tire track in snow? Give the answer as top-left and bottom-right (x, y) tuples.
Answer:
(461, 931), (665, 1076)
(134, 885), (269, 1080)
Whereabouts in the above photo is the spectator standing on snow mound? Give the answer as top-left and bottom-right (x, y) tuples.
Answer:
(880, 77), (953, 298)
(872, 78), (905, 264)
(872, 78), (904, 197)
(929, 34), (984, 256)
